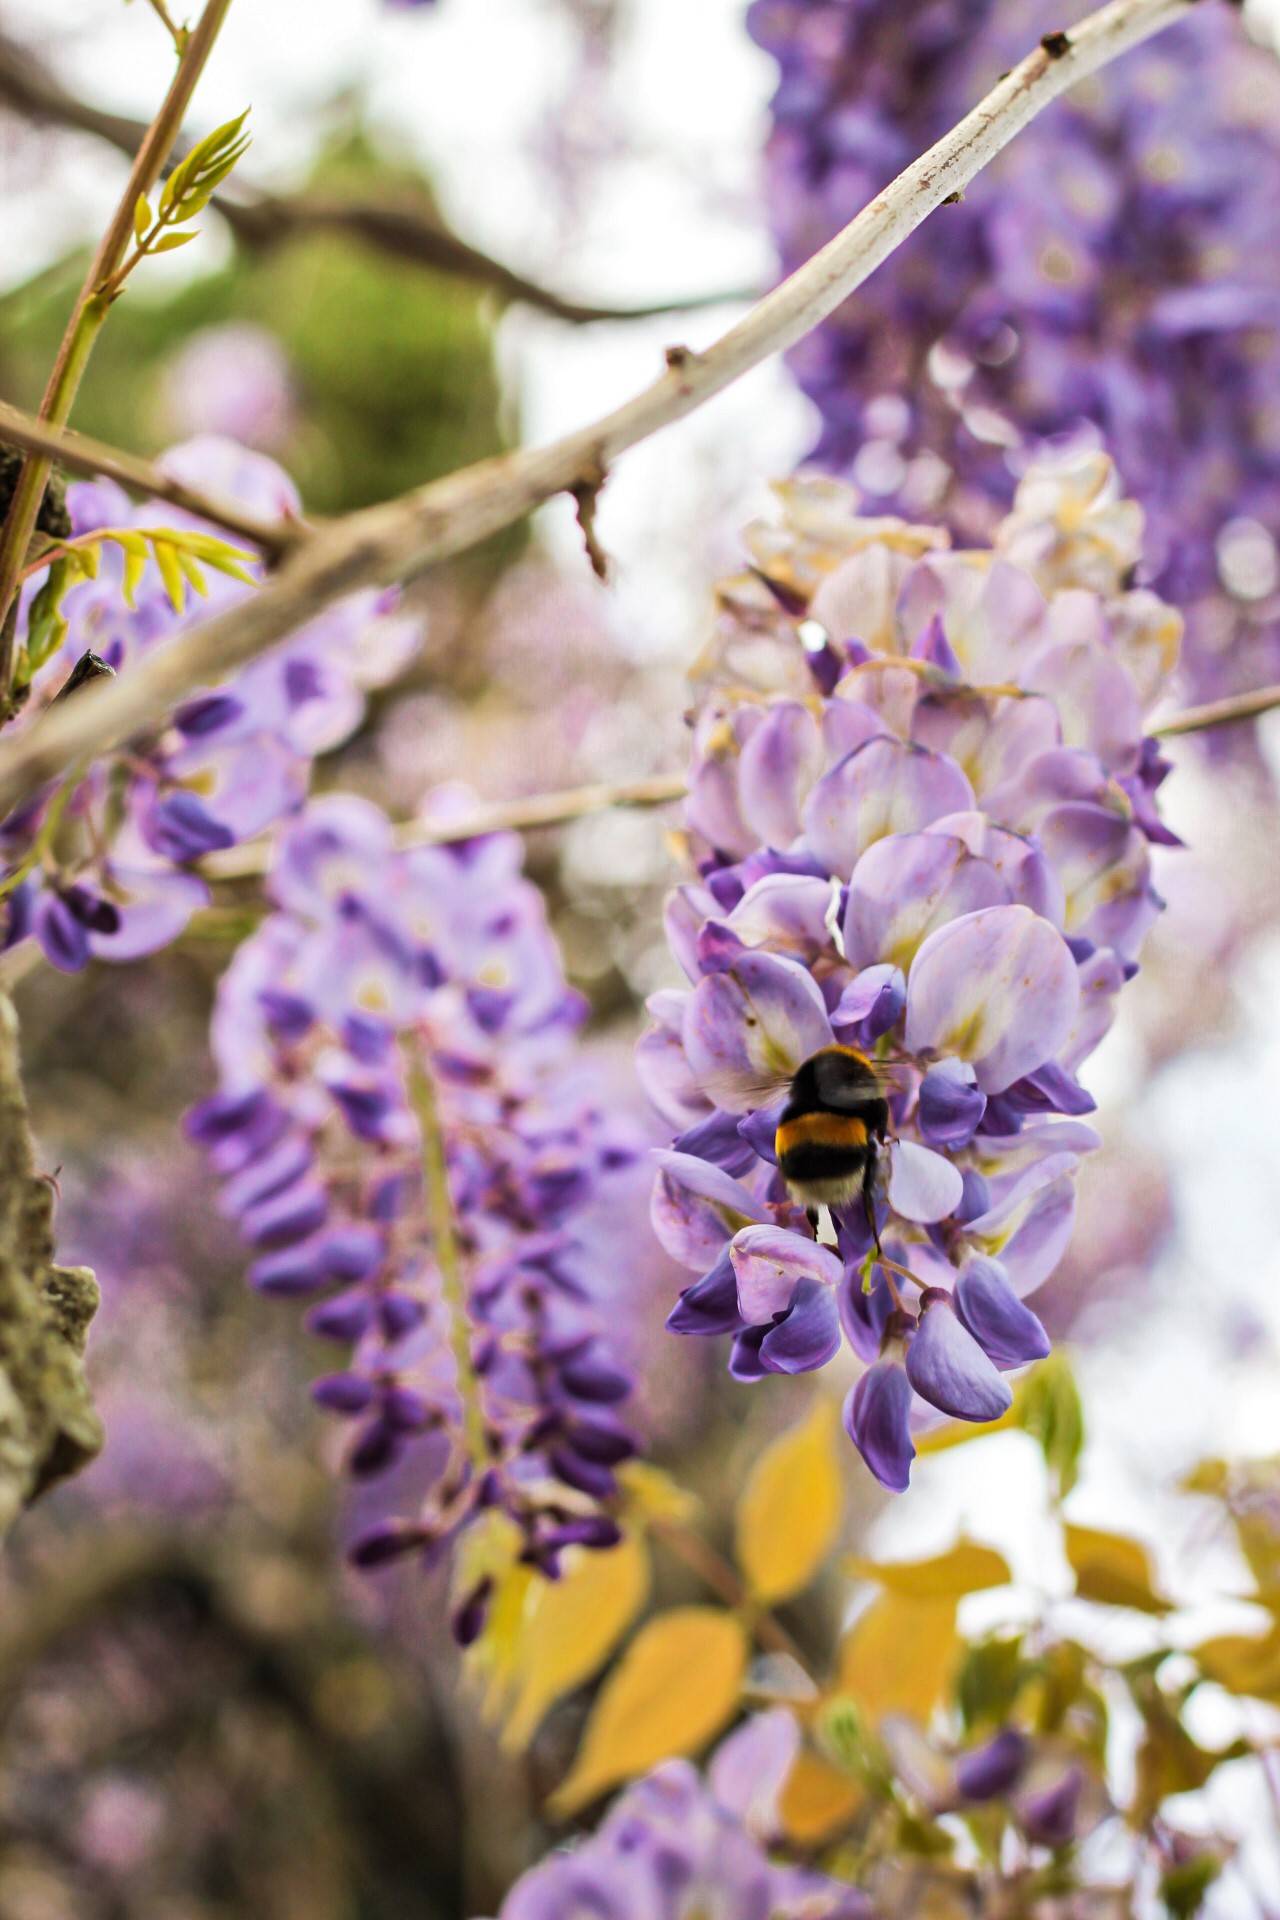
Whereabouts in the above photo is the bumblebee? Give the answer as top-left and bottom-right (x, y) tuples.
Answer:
(774, 1045), (889, 1233)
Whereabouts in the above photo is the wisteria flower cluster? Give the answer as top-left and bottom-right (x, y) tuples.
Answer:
(489, 1734), (869, 1920)
(1, 436), (417, 973)
(187, 793), (644, 1635)
(643, 450), (1179, 1488)
(748, 0), (1280, 711)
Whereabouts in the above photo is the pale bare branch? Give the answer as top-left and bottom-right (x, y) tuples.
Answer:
(202, 773), (688, 880)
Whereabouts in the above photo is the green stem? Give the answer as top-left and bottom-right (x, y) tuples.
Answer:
(407, 1051), (488, 1468)
(0, 0), (233, 698)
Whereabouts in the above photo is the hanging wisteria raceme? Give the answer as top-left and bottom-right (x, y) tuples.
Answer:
(0, 436), (418, 973)
(643, 449), (1180, 1490)
(187, 793), (644, 1636)
(748, 0), (1280, 714)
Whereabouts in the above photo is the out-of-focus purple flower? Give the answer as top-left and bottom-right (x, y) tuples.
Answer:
(747, 0), (1280, 724)
(485, 1758), (870, 1920)
(647, 459), (1177, 1489)
(161, 325), (296, 451)
(2, 437), (420, 974)
(189, 794), (642, 1608)
(955, 1728), (1031, 1802)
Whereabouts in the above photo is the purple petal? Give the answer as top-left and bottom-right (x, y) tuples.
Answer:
(964, 1172), (1078, 1297)
(667, 1249), (744, 1336)
(843, 832), (1007, 970)
(906, 1296), (1012, 1423)
(730, 1224), (843, 1323)
(33, 892), (89, 972)
(887, 1141), (964, 1224)
(905, 905), (1081, 1094)
(955, 1257), (1051, 1365)
(803, 738), (974, 880)
(760, 1276), (841, 1373)
(736, 700), (824, 845)
(918, 1059), (987, 1150)
(830, 963), (906, 1042)
(682, 951), (834, 1112)
(844, 1361), (916, 1492)
(709, 1709), (801, 1832)
(1018, 1767), (1083, 1847)
(956, 1729), (1030, 1801)
(90, 864), (210, 959)
(838, 1264), (894, 1363)
(651, 1151), (769, 1270)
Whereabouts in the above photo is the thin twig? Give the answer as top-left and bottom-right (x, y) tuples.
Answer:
(1154, 682), (1280, 738)
(0, 0), (1200, 818)
(142, 0), (189, 52)
(0, 400), (302, 558)
(0, 0), (235, 689)
(650, 1517), (814, 1673)
(201, 774), (688, 880)
(0, 29), (752, 328)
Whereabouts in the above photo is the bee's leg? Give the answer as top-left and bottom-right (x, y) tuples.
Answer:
(862, 1146), (883, 1256)
(806, 1206), (821, 1236)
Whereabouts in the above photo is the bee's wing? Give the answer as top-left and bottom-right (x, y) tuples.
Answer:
(696, 1065), (794, 1116)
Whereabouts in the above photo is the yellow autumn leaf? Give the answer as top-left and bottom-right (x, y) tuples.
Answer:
(735, 1398), (843, 1605)
(1193, 1622), (1280, 1701)
(501, 1530), (651, 1752)
(778, 1748), (864, 1845)
(837, 1592), (959, 1727)
(617, 1460), (702, 1529)
(847, 1538), (1011, 1600)
(1064, 1522), (1168, 1614)
(547, 1607), (747, 1819)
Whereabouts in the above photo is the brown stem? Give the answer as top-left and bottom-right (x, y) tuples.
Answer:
(651, 1517), (814, 1673)
(0, 399), (302, 559)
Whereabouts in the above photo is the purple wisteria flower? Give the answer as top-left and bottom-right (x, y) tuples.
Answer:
(485, 1743), (870, 1920)
(1, 436), (418, 973)
(747, 0), (1280, 717)
(644, 454), (1176, 1488)
(188, 793), (644, 1631)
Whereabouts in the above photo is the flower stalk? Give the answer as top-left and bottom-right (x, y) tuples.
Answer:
(406, 1048), (488, 1471)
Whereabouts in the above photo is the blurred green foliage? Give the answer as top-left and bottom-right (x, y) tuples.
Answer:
(0, 131), (508, 517)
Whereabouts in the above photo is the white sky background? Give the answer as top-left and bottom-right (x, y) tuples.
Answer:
(5, 3), (1280, 1893)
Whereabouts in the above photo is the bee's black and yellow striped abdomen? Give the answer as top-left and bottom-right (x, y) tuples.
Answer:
(774, 1045), (889, 1212)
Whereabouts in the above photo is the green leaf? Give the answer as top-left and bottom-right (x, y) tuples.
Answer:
(152, 230), (199, 254)
(133, 195), (152, 243)
(956, 1633), (1025, 1733)
(15, 556), (72, 688)
(1017, 1351), (1084, 1499)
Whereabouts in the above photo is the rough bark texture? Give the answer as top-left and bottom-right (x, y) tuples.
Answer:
(0, 992), (101, 1536)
